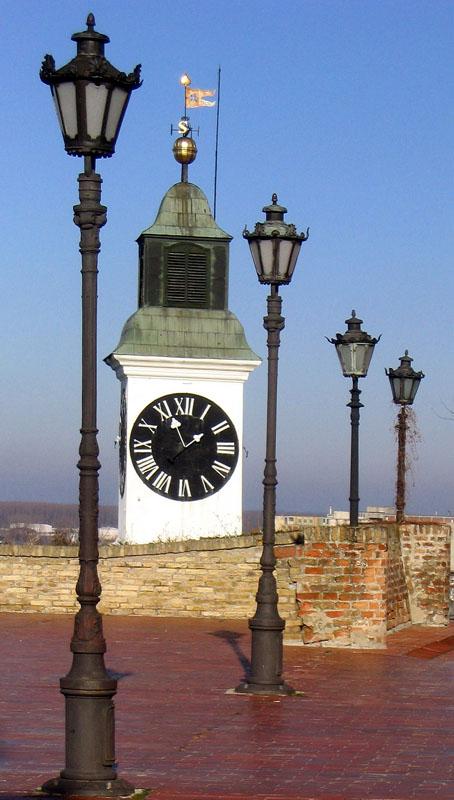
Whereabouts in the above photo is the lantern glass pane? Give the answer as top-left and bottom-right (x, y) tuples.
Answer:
(248, 240), (262, 278)
(258, 239), (274, 278)
(391, 376), (400, 403)
(55, 82), (78, 138)
(51, 86), (65, 135)
(403, 376), (418, 403)
(409, 377), (420, 403)
(361, 343), (375, 376)
(105, 87), (129, 141)
(287, 241), (302, 279)
(85, 83), (109, 138)
(277, 240), (293, 278)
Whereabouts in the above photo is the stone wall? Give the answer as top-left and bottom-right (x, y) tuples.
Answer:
(0, 523), (449, 648)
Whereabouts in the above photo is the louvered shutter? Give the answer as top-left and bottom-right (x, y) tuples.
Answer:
(166, 248), (208, 308)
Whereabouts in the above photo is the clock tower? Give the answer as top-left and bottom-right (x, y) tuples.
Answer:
(105, 129), (260, 543)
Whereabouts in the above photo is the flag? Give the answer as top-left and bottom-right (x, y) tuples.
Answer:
(185, 87), (216, 108)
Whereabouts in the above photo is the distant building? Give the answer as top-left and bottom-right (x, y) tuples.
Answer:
(10, 522), (53, 534)
(276, 506), (454, 530)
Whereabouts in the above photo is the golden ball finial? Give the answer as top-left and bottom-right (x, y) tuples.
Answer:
(180, 73), (191, 87)
(173, 136), (197, 165)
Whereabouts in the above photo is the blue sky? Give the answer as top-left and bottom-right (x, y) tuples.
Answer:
(1, 0), (453, 515)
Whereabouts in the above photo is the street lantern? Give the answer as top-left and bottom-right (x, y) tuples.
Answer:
(40, 14), (141, 799)
(386, 350), (424, 406)
(243, 194), (308, 284)
(328, 312), (379, 527)
(331, 310), (378, 377)
(386, 352), (425, 524)
(40, 13), (141, 158)
(236, 196), (308, 696)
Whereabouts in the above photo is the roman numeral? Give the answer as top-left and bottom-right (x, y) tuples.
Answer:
(136, 454), (159, 480)
(216, 442), (235, 455)
(211, 420), (229, 436)
(212, 460), (231, 478)
(200, 403), (211, 421)
(200, 474), (214, 493)
(178, 479), (192, 498)
(174, 396), (195, 416)
(153, 471), (172, 494)
(138, 418), (157, 435)
(152, 400), (172, 421)
(133, 439), (152, 453)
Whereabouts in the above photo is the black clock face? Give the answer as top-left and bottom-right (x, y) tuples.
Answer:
(119, 387), (126, 497)
(129, 393), (239, 501)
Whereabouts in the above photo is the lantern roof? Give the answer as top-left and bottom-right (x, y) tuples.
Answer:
(329, 310), (380, 346)
(40, 14), (141, 91)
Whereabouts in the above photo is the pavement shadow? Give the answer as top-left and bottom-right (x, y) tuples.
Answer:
(210, 629), (251, 679)
(106, 669), (133, 681)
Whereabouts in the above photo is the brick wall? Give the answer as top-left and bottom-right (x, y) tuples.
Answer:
(400, 523), (450, 625)
(386, 527), (411, 630)
(286, 533), (389, 648)
(0, 523), (449, 648)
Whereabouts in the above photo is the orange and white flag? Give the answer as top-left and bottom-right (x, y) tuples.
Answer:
(185, 87), (216, 108)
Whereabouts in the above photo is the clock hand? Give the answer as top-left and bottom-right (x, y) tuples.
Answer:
(169, 432), (205, 463)
(183, 433), (204, 449)
(170, 417), (187, 447)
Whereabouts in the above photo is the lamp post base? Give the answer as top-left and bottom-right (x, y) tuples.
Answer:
(41, 776), (137, 798)
(234, 680), (296, 696)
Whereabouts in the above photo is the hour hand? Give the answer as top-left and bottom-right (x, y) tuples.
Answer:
(184, 432), (204, 449)
(170, 417), (186, 447)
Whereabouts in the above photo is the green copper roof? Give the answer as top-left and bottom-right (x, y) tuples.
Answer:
(109, 307), (260, 361)
(140, 182), (232, 240)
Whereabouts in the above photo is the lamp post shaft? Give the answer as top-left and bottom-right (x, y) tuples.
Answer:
(396, 405), (407, 524)
(237, 284), (292, 694)
(348, 376), (362, 527)
(43, 161), (134, 797)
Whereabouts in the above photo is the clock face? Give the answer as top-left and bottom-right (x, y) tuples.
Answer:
(129, 393), (239, 502)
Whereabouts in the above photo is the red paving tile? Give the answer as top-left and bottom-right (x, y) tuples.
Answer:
(406, 634), (454, 659)
(1, 613), (454, 800)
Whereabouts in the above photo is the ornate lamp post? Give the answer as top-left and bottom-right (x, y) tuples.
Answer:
(236, 195), (308, 695)
(40, 15), (141, 797)
(328, 312), (379, 527)
(386, 351), (424, 523)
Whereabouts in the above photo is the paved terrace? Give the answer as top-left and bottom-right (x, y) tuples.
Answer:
(1, 613), (454, 800)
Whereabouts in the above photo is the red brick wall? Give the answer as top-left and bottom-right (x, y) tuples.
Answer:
(291, 536), (388, 648)
(399, 523), (450, 625)
(386, 528), (411, 630)
(276, 523), (450, 648)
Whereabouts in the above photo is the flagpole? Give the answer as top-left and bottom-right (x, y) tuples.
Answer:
(213, 65), (221, 220)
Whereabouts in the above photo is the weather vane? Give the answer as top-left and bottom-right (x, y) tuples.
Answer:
(170, 72), (218, 201)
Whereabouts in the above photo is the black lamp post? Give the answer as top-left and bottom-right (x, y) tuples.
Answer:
(236, 194), (308, 695)
(328, 311), (379, 527)
(40, 15), (141, 797)
(386, 351), (424, 524)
